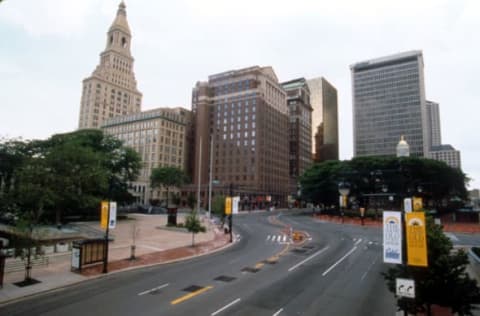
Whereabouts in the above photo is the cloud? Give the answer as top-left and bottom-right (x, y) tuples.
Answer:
(0, 0), (100, 37)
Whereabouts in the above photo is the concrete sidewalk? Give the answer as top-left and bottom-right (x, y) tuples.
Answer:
(0, 213), (231, 305)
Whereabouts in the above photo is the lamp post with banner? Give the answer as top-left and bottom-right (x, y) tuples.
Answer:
(338, 181), (350, 223)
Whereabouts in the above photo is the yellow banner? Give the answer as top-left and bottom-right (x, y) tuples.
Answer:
(406, 212), (428, 267)
(225, 197), (232, 215)
(413, 197), (423, 211)
(100, 201), (109, 229)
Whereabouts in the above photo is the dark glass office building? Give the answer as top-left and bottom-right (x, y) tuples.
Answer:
(351, 51), (429, 157)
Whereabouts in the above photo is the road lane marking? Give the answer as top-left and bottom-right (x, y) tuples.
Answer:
(322, 246), (357, 276)
(273, 307), (284, 316)
(138, 283), (169, 296)
(171, 286), (213, 305)
(288, 246), (329, 272)
(360, 256), (379, 281)
(211, 298), (241, 316)
(355, 238), (362, 246)
(445, 232), (459, 241)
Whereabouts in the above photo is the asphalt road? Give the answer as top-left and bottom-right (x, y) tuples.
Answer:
(1, 211), (401, 316)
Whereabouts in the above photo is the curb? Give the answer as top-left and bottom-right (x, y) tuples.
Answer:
(0, 234), (236, 307)
(469, 248), (480, 264)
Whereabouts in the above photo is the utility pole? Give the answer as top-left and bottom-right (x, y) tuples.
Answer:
(197, 137), (202, 214)
(208, 136), (213, 219)
(102, 202), (110, 274)
(229, 183), (233, 243)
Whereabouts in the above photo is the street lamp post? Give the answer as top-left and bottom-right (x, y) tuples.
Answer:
(338, 182), (350, 223)
(207, 136), (213, 219)
(229, 183), (233, 243)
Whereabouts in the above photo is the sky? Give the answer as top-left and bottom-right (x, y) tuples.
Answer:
(0, 0), (479, 189)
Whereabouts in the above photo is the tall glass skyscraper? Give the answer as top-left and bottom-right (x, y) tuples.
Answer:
(351, 51), (428, 157)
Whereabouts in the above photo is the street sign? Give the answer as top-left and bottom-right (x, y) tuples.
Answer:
(232, 197), (240, 214)
(396, 278), (415, 298)
(109, 201), (117, 229)
(100, 201), (109, 229)
(225, 197), (232, 215)
(406, 212), (428, 267)
(413, 197), (423, 211)
(404, 198), (412, 213)
(383, 211), (402, 264)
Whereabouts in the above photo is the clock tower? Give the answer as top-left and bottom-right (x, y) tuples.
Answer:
(78, 1), (142, 129)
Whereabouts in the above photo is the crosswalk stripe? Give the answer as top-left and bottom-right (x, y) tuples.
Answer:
(283, 235), (287, 242)
(267, 235), (271, 241)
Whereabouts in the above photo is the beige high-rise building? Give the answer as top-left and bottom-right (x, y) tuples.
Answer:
(102, 107), (192, 204)
(78, 1), (142, 129)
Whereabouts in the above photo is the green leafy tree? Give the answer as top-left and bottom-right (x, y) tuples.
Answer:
(383, 216), (480, 315)
(212, 194), (226, 217)
(0, 138), (30, 215)
(10, 156), (54, 282)
(1, 130), (141, 224)
(300, 157), (468, 215)
(150, 166), (189, 225)
(150, 166), (188, 208)
(184, 211), (206, 246)
(186, 193), (196, 211)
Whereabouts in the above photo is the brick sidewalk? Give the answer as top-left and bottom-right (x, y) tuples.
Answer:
(80, 230), (230, 276)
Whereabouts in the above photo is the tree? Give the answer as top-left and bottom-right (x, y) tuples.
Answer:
(186, 193), (196, 211)
(150, 167), (189, 208)
(184, 211), (206, 246)
(300, 156), (468, 215)
(150, 166), (189, 225)
(212, 194), (226, 217)
(1, 131), (141, 225)
(9, 156), (54, 282)
(383, 216), (480, 315)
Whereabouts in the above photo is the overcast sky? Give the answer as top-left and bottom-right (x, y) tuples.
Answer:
(1, 0), (479, 189)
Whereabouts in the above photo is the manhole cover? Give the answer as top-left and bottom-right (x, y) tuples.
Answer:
(291, 248), (307, 254)
(182, 285), (204, 292)
(241, 267), (259, 273)
(214, 275), (236, 282)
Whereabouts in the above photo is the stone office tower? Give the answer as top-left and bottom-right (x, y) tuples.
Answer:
(78, 1), (142, 129)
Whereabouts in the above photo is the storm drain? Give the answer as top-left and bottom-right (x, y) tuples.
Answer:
(241, 267), (260, 273)
(291, 248), (308, 254)
(264, 259), (278, 265)
(302, 245), (315, 249)
(182, 285), (204, 292)
(214, 275), (236, 282)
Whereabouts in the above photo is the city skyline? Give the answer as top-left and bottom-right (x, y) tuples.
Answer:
(1, 0), (479, 188)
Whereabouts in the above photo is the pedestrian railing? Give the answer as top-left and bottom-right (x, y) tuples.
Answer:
(4, 256), (49, 273)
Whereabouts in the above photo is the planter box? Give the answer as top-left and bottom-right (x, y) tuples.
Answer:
(42, 245), (55, 254)
(56, 242), (69, 253)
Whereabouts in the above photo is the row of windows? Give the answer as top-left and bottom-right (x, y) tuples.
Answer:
(213, 79), (253, 96)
